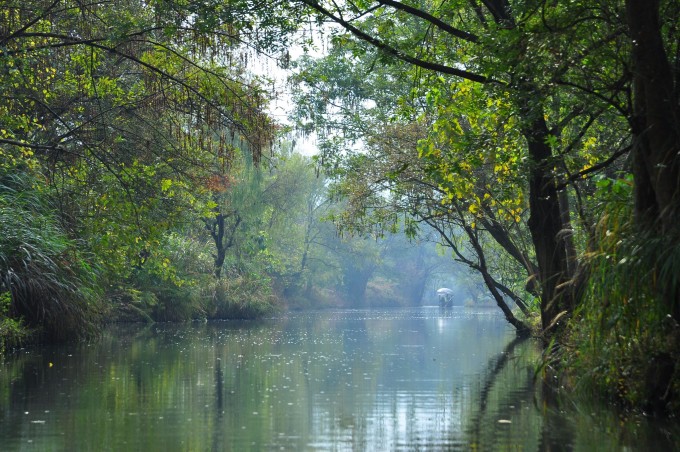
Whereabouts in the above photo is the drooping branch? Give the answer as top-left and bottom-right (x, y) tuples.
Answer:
(460, 220), (531, 334)
(478, 215), (540, 296)
(1, 31), (259, 142)
(298, 0), (490, 83)
(494, 279), (530, 316)
(424, 213), (531, 335)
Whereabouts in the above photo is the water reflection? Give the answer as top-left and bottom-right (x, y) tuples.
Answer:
(0, 307), (678, 451)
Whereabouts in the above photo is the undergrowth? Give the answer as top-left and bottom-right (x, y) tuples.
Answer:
(0, 171), (102, 343)
(566, 176), (680, 414)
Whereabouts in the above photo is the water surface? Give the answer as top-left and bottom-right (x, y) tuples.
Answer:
(1, 307), (677, 450)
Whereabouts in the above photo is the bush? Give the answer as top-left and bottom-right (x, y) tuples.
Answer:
(107, 287), (157, 323)
(0, 291), (30, 354)
(0, 172), (102, 342)
(567, 176), (680, 414)
(151, 281), (205, 322)
(208, 273), (278, 319)
(127, 268), (207, 322)
(113, 233), (214, 322)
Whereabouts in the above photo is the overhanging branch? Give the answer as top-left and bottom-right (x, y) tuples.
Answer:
(299, 0), (490, 83)
(376, 0), (479, 43)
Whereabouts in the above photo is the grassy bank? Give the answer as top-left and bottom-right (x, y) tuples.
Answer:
(561, 193), (680, 415)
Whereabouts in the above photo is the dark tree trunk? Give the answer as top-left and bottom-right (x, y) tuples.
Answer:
(520, 97), (575, 332)
(209, 213), (227, 278)
(484, 1), (575, 334)
(206, 212), (241, 279)
(626, 0), (680, 231)
(626, 0), (680, 320)
(558, 189), (577, 276)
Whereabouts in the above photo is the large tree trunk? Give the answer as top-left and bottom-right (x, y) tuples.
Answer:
(626, 0), (680, 319)
(626, 0), (680, 231)
(519, 96), (575, 332)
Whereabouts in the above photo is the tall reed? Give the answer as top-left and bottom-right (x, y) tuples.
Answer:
(0, 172), (102, 342)
(569, 176), (680, 413)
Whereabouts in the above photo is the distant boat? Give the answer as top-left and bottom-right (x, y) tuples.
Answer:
(436, 288), (454, 307)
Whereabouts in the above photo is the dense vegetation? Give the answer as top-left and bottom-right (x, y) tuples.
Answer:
(1, 0), (679, 414)
(0, 0), (461, 351)
(283, 0), (680, 414)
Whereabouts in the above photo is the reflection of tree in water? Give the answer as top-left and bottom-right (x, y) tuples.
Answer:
(466, 336), (680, 451)
(3, 313), (679, 450)
(476, 336), (530, 414)
(212, 357), (225, 452)
(464, 335), (558, 449)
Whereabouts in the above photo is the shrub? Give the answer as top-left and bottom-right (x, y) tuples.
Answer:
(0, 291), (30, 354)
(0, 172), (102, 342)
(128, 268), (207, 322)
(208, 272), (278, 319)
(113, 233), (214, 322)
(567, 175), (680, 413)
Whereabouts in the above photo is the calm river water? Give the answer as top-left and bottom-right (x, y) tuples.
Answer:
(1, 307), (678, 451)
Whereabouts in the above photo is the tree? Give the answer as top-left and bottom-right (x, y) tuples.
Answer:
(625, 0), (680, 318)
(1, 0), (275, 256)
(281, 0), (638, 334)
(280, 0), (680, 409)
(0, 0), (278, 336)
(291, 37), (536, 332)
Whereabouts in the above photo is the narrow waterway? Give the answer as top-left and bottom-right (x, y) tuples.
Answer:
(1, 307), (677, 450)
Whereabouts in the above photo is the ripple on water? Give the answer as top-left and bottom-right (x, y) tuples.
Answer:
(0, 307), (677, 451)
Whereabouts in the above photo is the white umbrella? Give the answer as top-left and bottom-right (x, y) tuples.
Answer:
(436, 287), (454, 307)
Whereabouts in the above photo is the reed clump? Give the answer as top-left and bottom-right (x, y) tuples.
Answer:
(0, 172), (102, 344)
(567, 188), (680, 414)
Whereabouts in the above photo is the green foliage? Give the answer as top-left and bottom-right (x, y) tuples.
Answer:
(208, 273), (278, 319)
(0, 171), (102, 341)
(146, 274), (205, 322)
(568, 175), (680, 413)
(0, 0), (285, 338)
(290, 39), (538, 322)
(0, 291), (29, 354)
(107, 287), (157, 323)
(111, 231), (211, 322)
